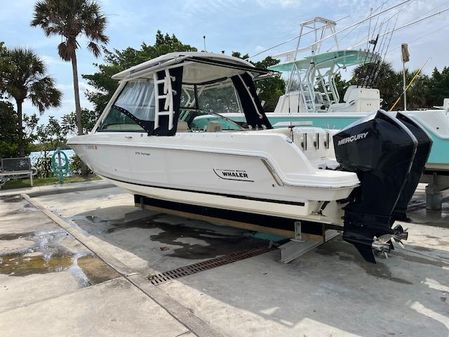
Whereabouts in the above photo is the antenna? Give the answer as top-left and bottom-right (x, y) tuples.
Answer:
(367, 8), (373, 50)
(203, 35), (207, 51)
(401, 43), (410, 111)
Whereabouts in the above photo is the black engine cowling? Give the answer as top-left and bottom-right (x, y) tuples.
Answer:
(333, 110), (431, 263)
(392, 113), (432, 221)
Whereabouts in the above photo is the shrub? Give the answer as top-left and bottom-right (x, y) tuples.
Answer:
(34, 155), (52, 178)
(70, 154), (92, 176)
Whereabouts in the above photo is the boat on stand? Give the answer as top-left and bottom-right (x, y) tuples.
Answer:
(69, 51), (430, 263)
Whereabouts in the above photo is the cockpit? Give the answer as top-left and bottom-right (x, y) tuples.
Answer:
(94, 53), (273, 135)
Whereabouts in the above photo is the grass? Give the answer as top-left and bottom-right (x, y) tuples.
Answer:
(1, 175), (101, 190)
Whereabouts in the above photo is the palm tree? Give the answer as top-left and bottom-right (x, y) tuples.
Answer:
(0, 48), (61, 156)
(31, 0), (108, 135)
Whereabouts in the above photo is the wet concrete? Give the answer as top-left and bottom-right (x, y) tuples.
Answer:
(77, 255), (120, 285)
(0, 195), (22, 203)
(0, 248), (118, 287)
(0, 188), (199, 337)
(407, 196), (449, 228)
(67, 203), (269, 274)
(104, 215), (266, 259)
(0, 198), (118, 287)
(0, 250), (73, 276)
(0, 232), (35, 241)
(315, 237), (413, 284)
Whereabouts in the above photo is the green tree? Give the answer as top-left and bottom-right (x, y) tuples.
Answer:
(253, 56), (285, 111)
(0, 48), (61, 156)
(352, 62), (402, 110)
(0, 101), (39, 157)
(427, 67), (449, 107)
(36, 116), (67, 150)
(83, 31), (197, 114)
(0, 101), (19, 158)
(34, 116), (68, 177)
(231, 51), (249, 60)
(230, 53), (285, 112)
(31, 0), (109, 135)
(333, 73), (349, 103)
(62, 109), (99, 135)
(0, 42), (9, 98)
(405, 71), (430, 110)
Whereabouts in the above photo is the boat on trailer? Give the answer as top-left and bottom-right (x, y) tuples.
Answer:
(68, 51), (430, 263)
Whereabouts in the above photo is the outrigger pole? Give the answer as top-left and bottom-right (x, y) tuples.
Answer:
(249, 0), (412, 59)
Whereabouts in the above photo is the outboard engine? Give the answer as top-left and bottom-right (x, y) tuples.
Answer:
(333, 110), (431, 263)
(392, 113), (432, 221)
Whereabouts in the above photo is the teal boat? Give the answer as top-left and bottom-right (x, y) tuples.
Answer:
(218, 110), (449, 174)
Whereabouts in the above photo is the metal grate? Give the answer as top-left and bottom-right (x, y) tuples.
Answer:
(148, 246), (272, 286)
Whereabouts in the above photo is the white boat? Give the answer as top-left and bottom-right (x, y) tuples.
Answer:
(69, 52), (429, 262)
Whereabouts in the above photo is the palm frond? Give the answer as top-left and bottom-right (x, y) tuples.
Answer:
(29, 76), (62, 113)
(1, 47), (62, 113)
(57, 41), (75, 61)
(31, 0), (109, 59)
(86, 41), (101, 58)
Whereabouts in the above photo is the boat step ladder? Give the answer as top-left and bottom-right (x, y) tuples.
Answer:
(153, 69), (175, 130)
(279, 221), (340, 263)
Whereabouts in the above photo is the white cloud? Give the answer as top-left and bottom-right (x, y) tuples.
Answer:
(181, 0), (246, 16)
(254, 45), (265, 52)
(41, 55), (66, 67)
(256, 0), (302, 8)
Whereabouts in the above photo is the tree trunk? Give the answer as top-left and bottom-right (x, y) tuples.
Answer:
(71, 52), (90, 176)
(16, 100), (24, 157)
(71, 52), (83, 136)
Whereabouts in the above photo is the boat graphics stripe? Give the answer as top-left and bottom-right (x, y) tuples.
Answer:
(102, 175), (306, 206)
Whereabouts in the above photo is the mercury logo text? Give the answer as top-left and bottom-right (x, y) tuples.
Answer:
(337, 132), (369, 146)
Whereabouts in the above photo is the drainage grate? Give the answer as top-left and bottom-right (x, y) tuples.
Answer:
(148, 246), (272, 286)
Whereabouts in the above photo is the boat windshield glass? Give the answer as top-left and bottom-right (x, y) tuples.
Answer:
(178, 79), (244, 131)
(97, 74), (246, 133)
(97, 79), (154, 132)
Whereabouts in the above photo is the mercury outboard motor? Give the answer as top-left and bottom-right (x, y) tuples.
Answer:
(333, 110), (431, 263)
(392, 113), (432, 221)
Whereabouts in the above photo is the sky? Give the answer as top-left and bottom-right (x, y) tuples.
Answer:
(1, 0), (449, 124)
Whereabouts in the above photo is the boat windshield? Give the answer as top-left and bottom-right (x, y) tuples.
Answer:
(178, 79), (244, 131)
(96, 66), (270, 134)
(97, 79), (152, 133)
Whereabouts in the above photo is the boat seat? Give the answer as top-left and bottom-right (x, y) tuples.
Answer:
(177, 120), (190, 132)
(207, 121), (222, 132)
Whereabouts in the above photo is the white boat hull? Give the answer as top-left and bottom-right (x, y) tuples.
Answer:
(71, 131), (359, 226)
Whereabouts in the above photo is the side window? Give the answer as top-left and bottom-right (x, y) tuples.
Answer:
(98, 79), (155, 132)
(197, 81), (241, 114)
